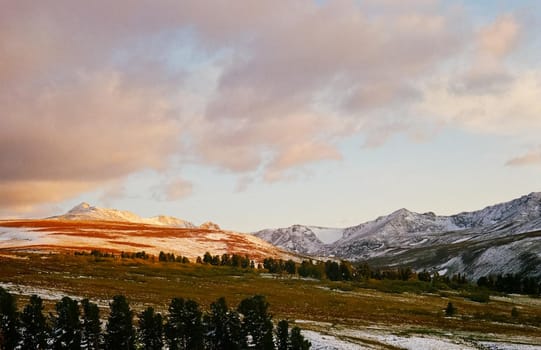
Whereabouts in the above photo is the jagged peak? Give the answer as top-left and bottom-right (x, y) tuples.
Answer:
(526, 192), (541, 200)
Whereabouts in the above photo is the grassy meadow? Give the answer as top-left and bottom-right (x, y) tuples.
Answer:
(1, 253), (541, 346)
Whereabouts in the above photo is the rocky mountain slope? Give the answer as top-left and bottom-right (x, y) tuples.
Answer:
(254, 192), (541, 278)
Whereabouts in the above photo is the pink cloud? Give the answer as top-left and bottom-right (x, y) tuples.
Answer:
(2, 0), (535, 213)
(506, 149), (541, 166)
(164, 179), (194, 201)
(478, 14), (520, 58)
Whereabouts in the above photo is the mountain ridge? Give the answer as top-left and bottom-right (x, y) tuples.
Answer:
(253, 192), (541, 278)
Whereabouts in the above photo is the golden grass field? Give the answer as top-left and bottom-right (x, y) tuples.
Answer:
(1, 252), (541, 348)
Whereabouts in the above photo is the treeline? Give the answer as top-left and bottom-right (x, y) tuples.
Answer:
(198, 252), (255, 269)
(477, 274), (541, 295)
(0, 287), (310, 350)
(74, 250), (257, 269)
(70, 251), (541, 296)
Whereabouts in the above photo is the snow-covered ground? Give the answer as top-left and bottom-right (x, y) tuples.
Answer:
(0, 221), (295, 262)
(297, 320), (541, 350)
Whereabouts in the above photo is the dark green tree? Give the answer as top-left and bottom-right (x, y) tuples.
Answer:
(275, 320), (290, 350)
(339, 261), (353, 281)
(203, 252), (213, 264)
(445, 302), (456, 317)
(165, 298), (204, 350)
(220, 254), (231, 266)
(105, 295), (135, 350)
(0, 287), (19, 350)
(204, 297), (242, 350)
(19, 295), (48, 350)
(51, 296), (81, 350)
(290, 326), (310, 350)
(237, 295), (274, 349)
(81, 299), (101, 350)
(284, 260), (296, 275)
(325, 261), (341, 281)
(138, 307), (163, 350)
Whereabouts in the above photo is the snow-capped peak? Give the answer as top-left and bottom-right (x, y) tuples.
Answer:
(50, 203), (195, 228)
(68, 202), (92, 213)
(253, 191), (541, 263)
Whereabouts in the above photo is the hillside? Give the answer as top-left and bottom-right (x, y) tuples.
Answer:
(0, 217), (295, 263)
(254, 192), (541, 278)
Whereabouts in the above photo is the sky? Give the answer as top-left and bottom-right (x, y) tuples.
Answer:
(1, 0), (541, 236)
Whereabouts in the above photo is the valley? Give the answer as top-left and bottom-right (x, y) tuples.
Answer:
(2, 194), (541, 349)
(2, 253), (541, 349)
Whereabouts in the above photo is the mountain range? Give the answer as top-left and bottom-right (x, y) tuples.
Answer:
(254, 192), (541, 279)
(2, 193), (541, 279)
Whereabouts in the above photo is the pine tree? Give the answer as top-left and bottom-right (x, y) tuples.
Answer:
(275, 320), (289, 350)
(51, 296), (81, 350)
(81, 299), (101, 350)
(238, 295), (274, 350)
(105, 295), (135, 350)
(138, 307), (163, 350)
(290, 326), (310, 350)
(0, 287), (19, 350)
(19, 295), (48, 350)
(445, 302), (456, 317)
(284, 260), (296, 275)
(204, 297), (242, 350)
(324, 261), (341, 281)
(165, 298), (204, 350)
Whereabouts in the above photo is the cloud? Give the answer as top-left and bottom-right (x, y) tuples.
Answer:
(164, 179), (194, 201)
(419, 71), (541, 135)
(506, 148), (541, 166)
(152, 179), (193, 201)
(1, 0), (539, 213)
(447, 14), (521, 96)
(478, 14), (520, 58)
(194, 0), (467, 179)
(0, 181), (96, 213)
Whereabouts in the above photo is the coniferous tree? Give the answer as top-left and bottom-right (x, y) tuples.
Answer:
(275, 320), (290, 350)
(204, 297), (242, 350)
(339, 261), (353, 281)
(445, 302), (456, 317)
(19, 295), (48, 350)
(51, 296), (81, 350)
(203, 252), (213, 264)
(238, 295), (274, 350)
(81, 299), (101, 350)
(138, 307), (163, 350)
(165, 298), (204, 350)
(0, 287), (19, 350)
(105, 295), (135, 350)
(324, 261), (341, 281)
(284, 260), (296, 275)
(290, 326), (310, 350)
